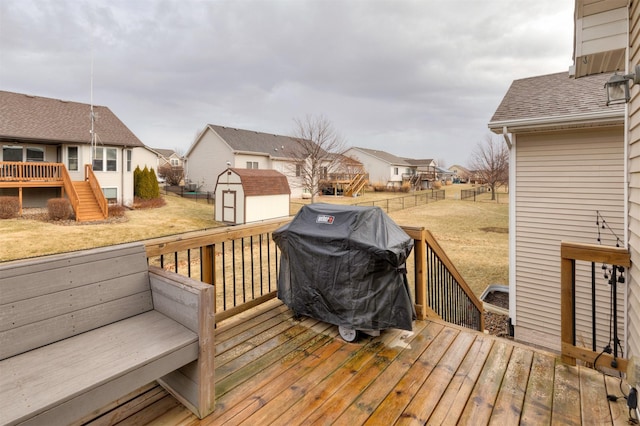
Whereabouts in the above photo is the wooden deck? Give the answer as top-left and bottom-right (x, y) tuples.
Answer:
(87, 299), (630, 425)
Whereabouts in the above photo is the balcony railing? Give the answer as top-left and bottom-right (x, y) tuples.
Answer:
(0, 161), (63, 182)
(560, 241), (631, 372)
(143, 219), (484, 330)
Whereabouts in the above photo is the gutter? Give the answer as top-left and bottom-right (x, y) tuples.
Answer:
(488, 110), (624, 133)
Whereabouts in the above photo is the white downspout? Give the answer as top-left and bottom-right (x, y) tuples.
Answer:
(504, 126), (517, 330)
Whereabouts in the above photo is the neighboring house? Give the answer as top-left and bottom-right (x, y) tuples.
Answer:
(344, 147), (413, 188)
(488, 72), (626, 351)
(449, 164), (471, 182)
(0, 91), (157, 219)
(214, 168), (290, 225)
(153, 148), (184, 169)
(184, 125), (326, 198)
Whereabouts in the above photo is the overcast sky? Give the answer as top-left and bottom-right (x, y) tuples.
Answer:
(0, 0), (574, 166)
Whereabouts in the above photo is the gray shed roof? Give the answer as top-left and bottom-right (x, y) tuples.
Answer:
(488, 71), (624, 132)
(0, 90), (145, 147)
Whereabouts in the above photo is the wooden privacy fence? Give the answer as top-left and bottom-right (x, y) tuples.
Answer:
(143, 218), (483, 330)
(560, 241), (631, 372)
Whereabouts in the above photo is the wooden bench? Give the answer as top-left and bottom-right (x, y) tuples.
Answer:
(0, 243), (215, 425)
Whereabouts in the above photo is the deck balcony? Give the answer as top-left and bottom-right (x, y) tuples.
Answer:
(76, 220), (632, 424)
(0, 161), (108, 221)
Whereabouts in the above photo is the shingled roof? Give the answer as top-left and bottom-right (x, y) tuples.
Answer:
(229, 168), (291, 196)
(0, 90), (145, 147)
(488, 71), (624, 132)
(350, 147), (411, 166)
(209, 125), (303, 159)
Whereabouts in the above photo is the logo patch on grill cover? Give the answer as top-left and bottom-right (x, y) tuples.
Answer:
(316, 214), (335, 224)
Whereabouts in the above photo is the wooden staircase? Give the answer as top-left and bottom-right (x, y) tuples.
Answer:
(344, 173), (368, 197)
(72, 181), (108, 221)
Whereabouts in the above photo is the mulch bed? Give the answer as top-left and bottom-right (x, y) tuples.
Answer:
(482, 290), (511, 338)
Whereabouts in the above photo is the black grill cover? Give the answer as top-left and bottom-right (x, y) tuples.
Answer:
(273, 203), (416, 331)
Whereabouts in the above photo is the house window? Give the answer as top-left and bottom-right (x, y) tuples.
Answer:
(170, 158), (179, 167)
(126, 150), (132, 172)
(68, 147), (78, 171)
(26, 147), (44, 162)
(394, 167), (399, 175)
(321, 167), (328, 180)
(106, 148), (117, 171)
(246, 161), (258, 169)
(92, 148), (103, 171)
(92, 147), (117, 171)
(296, 164), (302, 177)
(102, 187), (117, 203)
(2, 146), (22, 162)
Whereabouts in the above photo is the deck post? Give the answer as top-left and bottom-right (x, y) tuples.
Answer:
(414, 228), (428, 320)
(560, 255), (576, 365)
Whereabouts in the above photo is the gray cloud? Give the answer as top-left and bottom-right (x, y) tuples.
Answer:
(0, 0), (574, 165)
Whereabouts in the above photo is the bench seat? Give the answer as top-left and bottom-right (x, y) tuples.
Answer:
(0, 311), (198, 425)
(0, 243), (215, 425)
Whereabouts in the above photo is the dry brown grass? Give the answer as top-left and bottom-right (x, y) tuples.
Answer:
(1, 194), (218, 262)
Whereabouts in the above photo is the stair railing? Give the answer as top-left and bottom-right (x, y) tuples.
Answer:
(60, 165), (81, 220)
(84, 164), (108, 219)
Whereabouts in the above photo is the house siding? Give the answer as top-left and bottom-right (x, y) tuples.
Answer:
(344, 148), (396, 186)
(186, 130), (234, 193)
(514, 128), (625, 352)
(627, 0), (640, 371)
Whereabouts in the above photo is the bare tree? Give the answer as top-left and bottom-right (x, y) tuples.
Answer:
(291, 115), (347, 203)
(468, 134), (509, 200)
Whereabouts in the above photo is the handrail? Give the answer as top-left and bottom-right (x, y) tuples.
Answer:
(60, 165), (80, 219)
(560, 241), (631, 371)
(84, 164), (108, 219)
(423, 229), (484, 330)
(143, 219), (483, 331)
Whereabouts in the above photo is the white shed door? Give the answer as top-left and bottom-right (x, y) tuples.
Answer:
(222, 190), (236, 223)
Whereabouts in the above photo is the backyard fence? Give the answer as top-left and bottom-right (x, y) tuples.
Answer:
(460, 186), (488, 201)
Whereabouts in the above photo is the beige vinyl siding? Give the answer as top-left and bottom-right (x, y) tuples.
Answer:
(514, 128), (625, 352)
(627, 0), (640, 370)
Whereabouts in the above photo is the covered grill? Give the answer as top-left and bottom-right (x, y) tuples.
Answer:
(273, 203), (415, 341)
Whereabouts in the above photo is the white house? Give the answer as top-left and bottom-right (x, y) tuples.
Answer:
(0, 91), (157, 219)
(344, 147), (413, 188)
(185, 125), (319, 198)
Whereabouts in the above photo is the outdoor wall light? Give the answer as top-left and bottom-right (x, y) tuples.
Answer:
(605, 64), (640, 105)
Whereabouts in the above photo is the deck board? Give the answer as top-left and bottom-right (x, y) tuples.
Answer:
(87, 299), (625, 425)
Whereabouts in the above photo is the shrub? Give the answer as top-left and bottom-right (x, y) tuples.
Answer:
(134, 166), (161, 200)
(400, 182), (411, 193)
(373, 182), (386, 192)
(47, 198), (72, 221)
(0, 196), (20, 219)
(108, 204), (127, 218)
(133, 196), (166, 209)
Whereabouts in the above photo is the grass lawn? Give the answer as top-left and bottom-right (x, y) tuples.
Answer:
(0, 194), (218, 262)
(1, 185), (508, 298)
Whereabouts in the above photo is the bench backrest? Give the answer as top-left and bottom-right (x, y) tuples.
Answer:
(0, 243), (152, 360)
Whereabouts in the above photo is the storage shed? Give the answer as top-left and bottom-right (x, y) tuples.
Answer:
(214, 168), (290, 224)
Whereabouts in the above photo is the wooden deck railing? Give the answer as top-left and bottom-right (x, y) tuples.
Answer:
(85, 164), (108, 218)
(143, 219), (484, 331)
(0, 161), (63, 182)
(60, 165), (80, 217)
(561, 241), (631, 371)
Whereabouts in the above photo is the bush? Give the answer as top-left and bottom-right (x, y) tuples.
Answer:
(373, 182), (386, 192)
(134, 166), (161, 200)
(0, 196), (20, 219)
(47, 198), (72, 221)
(400, 182), (411, 193)
(108, 204), (127, 218)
